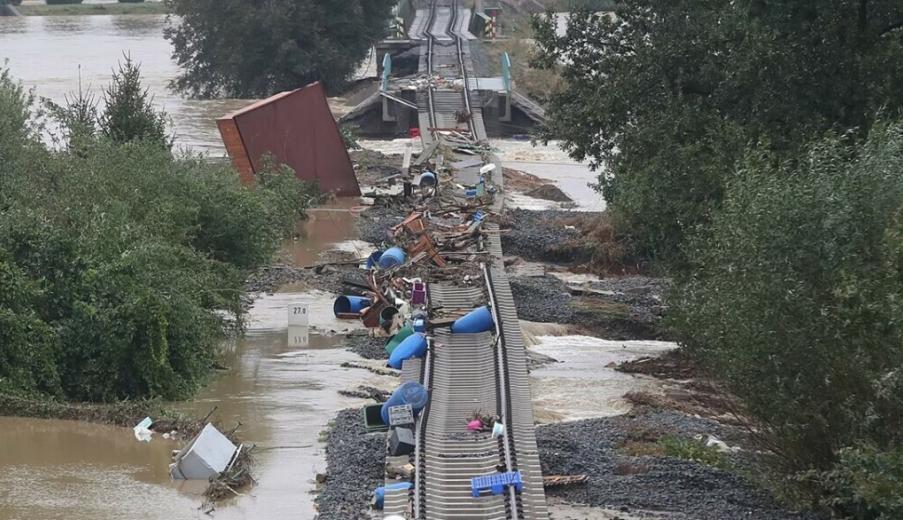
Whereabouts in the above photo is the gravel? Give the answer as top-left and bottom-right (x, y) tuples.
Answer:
(537, 410), (822, 520)
(357, 203), (405, 246)
(315, 409), (386, 519)
(346, 333), (388, 360)
(510, 275), (575, 324)
(500, 209), (606, 264)
(245, 263), (363, 296)
(509, 274), (669, 340)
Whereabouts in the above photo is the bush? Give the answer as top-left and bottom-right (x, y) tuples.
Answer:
(658, 436), (728, 469)
(672, 121), (903, 511)
(0, 67), (316, 401)
(812, 445), (903, 519)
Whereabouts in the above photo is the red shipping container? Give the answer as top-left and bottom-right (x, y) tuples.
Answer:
(217, 82), (361, 197)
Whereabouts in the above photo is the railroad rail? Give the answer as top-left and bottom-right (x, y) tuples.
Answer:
(381, 2), (548, 518)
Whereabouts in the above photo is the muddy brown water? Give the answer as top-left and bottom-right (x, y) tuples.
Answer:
(0, 201), (396, 519)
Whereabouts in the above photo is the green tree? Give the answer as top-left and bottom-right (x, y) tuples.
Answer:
(532, 1), (903, 267)
(164, 0), (396, 98)
(100, 54), (170, 147)
(671, 122), (903, 513)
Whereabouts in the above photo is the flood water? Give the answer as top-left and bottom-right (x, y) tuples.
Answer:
(0, 14), (602, 207)
(0, 199), (395, 520)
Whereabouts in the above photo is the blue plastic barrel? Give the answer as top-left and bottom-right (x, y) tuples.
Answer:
(385, 326), (415, 355)
(378, 247), (407, 269)
(451, 306), (494, 333)
(381, 381), (429, 423)
(365, 250), (383, 270)
(333, 295), (371, 316)
(374, 482), (413, 509)
(388, 333), (427, 369)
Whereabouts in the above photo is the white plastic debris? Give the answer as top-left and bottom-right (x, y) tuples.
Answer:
(704, 434), (741, 453)
(479, 163), (497, 175)
(170, 423), (238, 480)
(491, 422), (506, 439)
(133, 417), (153, 442)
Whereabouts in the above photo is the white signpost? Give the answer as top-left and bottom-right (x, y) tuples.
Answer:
(288, 302), (310, 327)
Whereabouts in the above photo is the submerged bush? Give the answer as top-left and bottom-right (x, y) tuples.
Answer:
(672, 121), (903, 514)
(0, 67), (315, 401)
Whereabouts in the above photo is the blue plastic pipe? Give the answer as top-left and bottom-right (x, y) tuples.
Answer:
(450, 306), (494, 333)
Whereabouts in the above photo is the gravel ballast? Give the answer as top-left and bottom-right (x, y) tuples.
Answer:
(537, 410), (822, 520)
(509, 274), (669, 340)
(315, 409), (386, 519)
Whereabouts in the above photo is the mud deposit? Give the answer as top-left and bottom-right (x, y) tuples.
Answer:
(537, 410), (821, 520)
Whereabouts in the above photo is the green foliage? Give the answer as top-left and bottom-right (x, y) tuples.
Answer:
(811, 445), (903, 519)
(0, 68), (316, 401)
(672, 122), (903, 511)
(532, 1), (903, 267)
(340, 125), (362, 150)
(101, 54), (170, 147)
(163, 0), (396, 98)
(658, 436), (728, 469)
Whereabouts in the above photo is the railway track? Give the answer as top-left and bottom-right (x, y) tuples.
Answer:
(412, 0), (548, 520)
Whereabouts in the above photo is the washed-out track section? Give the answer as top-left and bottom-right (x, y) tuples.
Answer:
(377, 1), (548, 518)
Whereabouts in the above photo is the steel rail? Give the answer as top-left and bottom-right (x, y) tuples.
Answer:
(483, 262), (522, 519)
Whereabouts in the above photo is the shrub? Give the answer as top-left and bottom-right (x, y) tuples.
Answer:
(658, 436), (728, 469)
(0, 67), (316, 401)
(811, 445), (903, 519)
(672, 121), (903, 510)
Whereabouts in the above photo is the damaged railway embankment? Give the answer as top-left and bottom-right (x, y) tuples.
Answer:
(308, 141), (823, 519)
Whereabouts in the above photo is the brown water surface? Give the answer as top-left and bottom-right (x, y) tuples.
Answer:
(0, 195), (386, 519)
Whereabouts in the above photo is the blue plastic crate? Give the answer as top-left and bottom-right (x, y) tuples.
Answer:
(471, 470), (523, 497)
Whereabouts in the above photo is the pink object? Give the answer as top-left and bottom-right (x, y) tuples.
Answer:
(411, 282), (427, 305)
(467, 420), (483, 432)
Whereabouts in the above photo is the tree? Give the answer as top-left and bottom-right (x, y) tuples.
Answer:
(532, 1), (903, 267)
(100, 54), (170, 147)
(671, 121), (903, 512)
(164, 0), (396, 98)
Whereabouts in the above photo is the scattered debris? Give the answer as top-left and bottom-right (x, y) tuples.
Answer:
(543, 475), (589, 488)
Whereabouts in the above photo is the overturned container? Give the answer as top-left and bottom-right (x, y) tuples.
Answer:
(451, 306), (494, 334)
(378, 247), (407, 269)
(385, 326), (415, 355)
(170, 423), (238, 480)
(333, 295), (371, 317)
(388, 333), (427, 369)
(381, 381), (429, 424)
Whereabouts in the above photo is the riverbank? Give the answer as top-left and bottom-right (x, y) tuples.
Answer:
(0, 393), (204, 437)
(17, 2), (167, 16)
